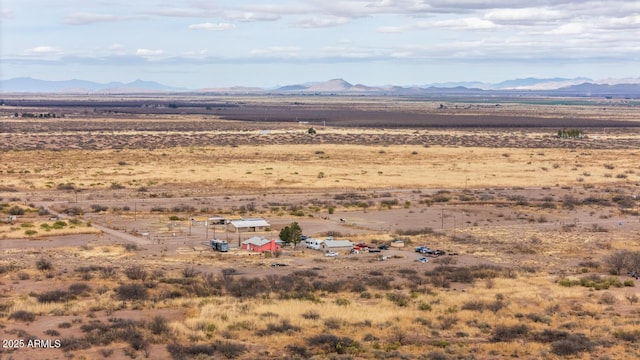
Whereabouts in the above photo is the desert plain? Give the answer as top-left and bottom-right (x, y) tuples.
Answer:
(1, 94), (640, 359)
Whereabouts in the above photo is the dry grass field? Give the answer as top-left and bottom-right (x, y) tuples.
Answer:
(1, 95), (640, 359)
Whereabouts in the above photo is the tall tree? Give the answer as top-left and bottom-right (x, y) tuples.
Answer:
(279, 222), (303, 249)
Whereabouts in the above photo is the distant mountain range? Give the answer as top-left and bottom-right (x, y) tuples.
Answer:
(0, 77), (185, 93)
(2, 76), (640, 97)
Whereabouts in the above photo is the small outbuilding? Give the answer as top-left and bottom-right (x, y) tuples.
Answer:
(242, 236), (282, 253)
(228, 218), (270, 232)
(321, 239), (353, 252)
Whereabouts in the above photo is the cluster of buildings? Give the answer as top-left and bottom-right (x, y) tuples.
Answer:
(202, 216), (355, 255)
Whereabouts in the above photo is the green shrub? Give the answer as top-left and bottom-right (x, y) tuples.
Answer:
(557, 278), (580, 287)
(335, 298), (351, 306)
(387, 292), (410, 307)
(8, 205), (25, 215)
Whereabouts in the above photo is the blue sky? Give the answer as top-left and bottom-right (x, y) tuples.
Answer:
(1, 0), (638, 89)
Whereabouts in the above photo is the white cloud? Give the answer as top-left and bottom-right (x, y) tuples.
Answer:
(433, 17), (500, 30)
(377, 25), (404, 33)
(546, 23), (585, 35)
(484, 7), (565, 23)
(24, 46), (62, 55)
(188, 22), (236, 31)
(249, 46), (301, 57)
(291, 16), (350, 28)
(136, 49), (164, 56)
(606, 14), (640, 29)
(64, 13), (141, 25)
(224, 11), (281, 22)
(184, 49), (210, 57)
(146, 8), (215, 18)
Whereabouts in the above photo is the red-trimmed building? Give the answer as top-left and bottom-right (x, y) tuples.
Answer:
(241, 236), (282, 253)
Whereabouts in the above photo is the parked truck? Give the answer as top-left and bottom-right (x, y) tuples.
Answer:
(210, 239), (229, 252)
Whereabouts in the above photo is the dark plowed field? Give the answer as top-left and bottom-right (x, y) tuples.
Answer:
(2, 95), (639, 150)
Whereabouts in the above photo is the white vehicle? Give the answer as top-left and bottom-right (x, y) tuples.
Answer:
(304, 238), (324, 250)
(325, 251), (339, 257)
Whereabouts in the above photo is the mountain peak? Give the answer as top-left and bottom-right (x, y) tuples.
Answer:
(304, 78), (353, 92)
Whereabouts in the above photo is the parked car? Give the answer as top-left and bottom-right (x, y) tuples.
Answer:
(378, 244), (390, 250)
(325, 251), (339, 257)
(418, 257), (429, 263)
(271, 263), (288, 267)
(354, 242), (372, 251)
(420, 248), (434, 255)
(367, 248), (381, 253)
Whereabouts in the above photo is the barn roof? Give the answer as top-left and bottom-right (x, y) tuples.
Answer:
(242, 236), (272, 246)
(229, 218), (270, 228)
(323, 240), (353, 248)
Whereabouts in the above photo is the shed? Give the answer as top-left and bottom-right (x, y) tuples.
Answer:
(322, 240), (353, 251)
(242, 237), (282, 253)
(229, 218), (270, 232)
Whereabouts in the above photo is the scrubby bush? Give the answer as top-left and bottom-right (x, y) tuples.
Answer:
(8, 205), (25, 215)
(115, 283), (148, 301)
(68, 282), (91, 295)
(614, 330), (640, 342)
(37, 290), (73, 303)
(216, 341), (248, 359)
(90, 204), (109, 213)
(36, 257), (53, 271)
(100, 266), (117, 279)
(182, 266), (200, 278)
(302, 310), (320, 320)
(256, 320), (301, 336)
(462, 300), (485, 312)
(62, 206), (83, 216)
(550, 334), (594, 356)
(306, 334), (361, 355)
(123, 243), (139, 251)
(387, 292), (410, 307)
(59, 336), (91, 352)
(491, 324), (528, 342)
(167, 343), (216, 360)
(9, 310), (36, 322)
(124, 265), (147, 281)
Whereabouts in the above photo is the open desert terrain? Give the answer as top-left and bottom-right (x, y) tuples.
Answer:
(1, 95), (640, 359)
